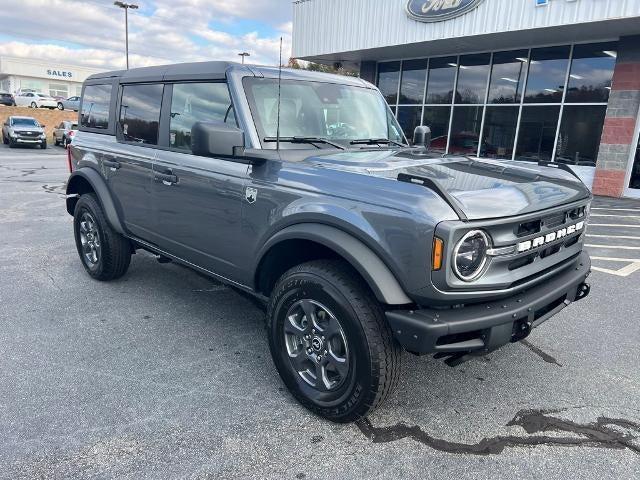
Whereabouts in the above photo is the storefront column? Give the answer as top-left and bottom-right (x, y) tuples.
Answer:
(593, 35), (640, 197)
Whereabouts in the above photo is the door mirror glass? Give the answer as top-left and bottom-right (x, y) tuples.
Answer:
(191, 121), (245, 159)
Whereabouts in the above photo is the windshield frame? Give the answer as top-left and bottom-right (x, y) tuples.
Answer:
(242, 77), (407, 150)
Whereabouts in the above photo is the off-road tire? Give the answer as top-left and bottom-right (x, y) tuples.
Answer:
(73, 193), (131, 281)
(40, 141), (47, 149)
(2, 133), (7, 145)
(267, 259), (401, 423)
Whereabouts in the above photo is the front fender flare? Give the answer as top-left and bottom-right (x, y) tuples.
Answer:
(66, 168), (125, 234)
(257, 223), (413, 305)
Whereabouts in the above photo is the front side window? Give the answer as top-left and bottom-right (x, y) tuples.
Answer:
(119, 84), (163, 145)
(169, 82), (235, 151)
(80, 84), (112, 130)
(244, 78), (405, 148)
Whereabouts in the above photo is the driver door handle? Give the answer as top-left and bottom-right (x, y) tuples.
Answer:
(154, 171), (178, 186)
(103, 159), (120, 170)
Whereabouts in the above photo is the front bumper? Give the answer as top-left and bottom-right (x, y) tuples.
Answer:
(386, 251), (591, 355)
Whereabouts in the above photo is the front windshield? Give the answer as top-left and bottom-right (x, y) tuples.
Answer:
(243, 77), (405, 148)
(11, 118), (39, 127)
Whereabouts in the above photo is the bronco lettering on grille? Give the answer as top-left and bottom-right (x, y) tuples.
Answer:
(517, 221), (584, 253)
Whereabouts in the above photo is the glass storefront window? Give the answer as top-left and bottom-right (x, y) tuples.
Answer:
(377, 62), (401, 105)
(399, 59), (427, 104)
(481, 107), (519, 159)
(455, 53), (490, 104)
(556, 105), (607, 166)
(426, 57), (457, 104)
(49, 83), (69, 98)
(566, 42), (617, 103)
(423, 106), (451, 153)
(516, 106), (560, 161)
(488, 50), (528, 104)
(629, 138), (640, 189)
(524, 46), (571, 103)
(449, 106), (483, 156)
(396, 106), (422, 140)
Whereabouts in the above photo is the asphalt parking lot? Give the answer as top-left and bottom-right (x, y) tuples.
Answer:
(1, 145), (639, 479)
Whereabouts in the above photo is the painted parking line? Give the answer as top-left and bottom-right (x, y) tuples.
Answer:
(591, 207), (640, 212)
(586, 244), (640, 250)
(587, 234), (640, 240)
(590, 259), (640, 277)
(589, 214), (640, 218)
(589, 224), (640, 228)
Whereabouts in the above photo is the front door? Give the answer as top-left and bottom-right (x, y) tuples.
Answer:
(150, 81), (247, 283)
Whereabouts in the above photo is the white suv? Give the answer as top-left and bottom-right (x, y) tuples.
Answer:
(14, 92), (57, 109)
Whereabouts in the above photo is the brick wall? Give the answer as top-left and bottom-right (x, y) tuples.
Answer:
(593, 35), (640, 197)
(0, 106), (78, 142)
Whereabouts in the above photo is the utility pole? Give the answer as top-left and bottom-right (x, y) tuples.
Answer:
(238, 52), (250, 64)
(114, 1), (139, 69)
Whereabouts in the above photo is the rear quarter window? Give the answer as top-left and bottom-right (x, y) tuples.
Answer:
(80, 84), (112, 130)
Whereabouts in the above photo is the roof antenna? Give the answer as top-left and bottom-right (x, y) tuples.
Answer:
(276, 36), (283, 151)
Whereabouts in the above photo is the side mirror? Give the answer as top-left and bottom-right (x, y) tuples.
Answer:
(191, 121), (245, 159)
(413, 126), (431, 149)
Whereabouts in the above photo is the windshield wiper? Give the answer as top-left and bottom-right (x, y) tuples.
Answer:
(350, 138), (406, 147)
(264, 136), (345, 150)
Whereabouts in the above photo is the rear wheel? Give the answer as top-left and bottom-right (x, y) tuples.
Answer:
(267, 260), (401, 423)
(73, 193), (131, 281)
(57, 102), (64, 110)
(30, 101), (37, 108)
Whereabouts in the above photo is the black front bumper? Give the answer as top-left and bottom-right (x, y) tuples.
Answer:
(386, 251), (591, 355)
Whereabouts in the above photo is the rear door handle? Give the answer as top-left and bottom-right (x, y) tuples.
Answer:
(103, 159), (121, 170)
(154, 171), (178, 186)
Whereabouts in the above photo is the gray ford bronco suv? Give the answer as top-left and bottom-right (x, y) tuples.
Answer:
(66, 62), (592, 422)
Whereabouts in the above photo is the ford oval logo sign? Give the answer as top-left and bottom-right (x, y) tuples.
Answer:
(406, 0), (485, 22)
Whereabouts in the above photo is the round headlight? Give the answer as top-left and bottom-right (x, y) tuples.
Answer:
(453, 230), (490, 282)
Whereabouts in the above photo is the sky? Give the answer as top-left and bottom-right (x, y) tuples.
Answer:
(0, 0), (293, 71)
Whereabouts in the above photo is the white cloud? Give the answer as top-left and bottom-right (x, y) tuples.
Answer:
(0, 0), (292, 71)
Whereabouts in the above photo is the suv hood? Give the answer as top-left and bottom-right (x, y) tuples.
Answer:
(302, 149), (591, 220)
(12, 126), (43, 133)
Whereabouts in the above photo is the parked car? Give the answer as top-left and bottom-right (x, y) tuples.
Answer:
(57, 96), (80, 111)
(53, 120), (78, 147)
(0, 91), (16, 106)
(66, 62), (592, 422)
(2, 115), (47, 148)
(14, 92), (57, 109)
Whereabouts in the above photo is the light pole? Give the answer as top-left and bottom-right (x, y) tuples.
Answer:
(238, 52), (250, 64)
(114, 1), (138, 69)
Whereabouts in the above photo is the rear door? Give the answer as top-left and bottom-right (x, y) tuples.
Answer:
(151, 81), (247, 281)
(107, 83), (163, 240)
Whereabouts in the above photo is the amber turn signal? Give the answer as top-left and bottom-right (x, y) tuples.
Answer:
(432, 237), (444, 271)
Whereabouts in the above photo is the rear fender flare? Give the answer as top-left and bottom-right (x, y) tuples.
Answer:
(66, 168), (125, 234)
(256, 223), (412, 305)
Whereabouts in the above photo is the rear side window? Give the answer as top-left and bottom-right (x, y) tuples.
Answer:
(80, 84), (112, 129)
(169, 82), (235, 151)
(119, 84), (163, 145)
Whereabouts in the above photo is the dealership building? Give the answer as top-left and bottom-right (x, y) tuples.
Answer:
(0, 56), (104, 99)
(293, 0), (640, 198)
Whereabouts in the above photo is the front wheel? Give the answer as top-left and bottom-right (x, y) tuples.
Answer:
(40, 140), (47, 149)
(30, 102), (37, 108)
(73, 193), (132, 280)
(57, 102), (64, 110)
(267, 260), (401, 423)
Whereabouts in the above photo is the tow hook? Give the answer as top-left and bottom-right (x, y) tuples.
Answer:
(576, 282), (590, 301)
(511, 319), (532, 343)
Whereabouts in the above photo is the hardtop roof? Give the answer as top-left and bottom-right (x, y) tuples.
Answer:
(85, 61), (371, 88)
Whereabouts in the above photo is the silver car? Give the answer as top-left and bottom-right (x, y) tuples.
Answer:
(53, 120), (78, 147)
(57, 96), (80, 111)
(2, 116), (47, 148)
